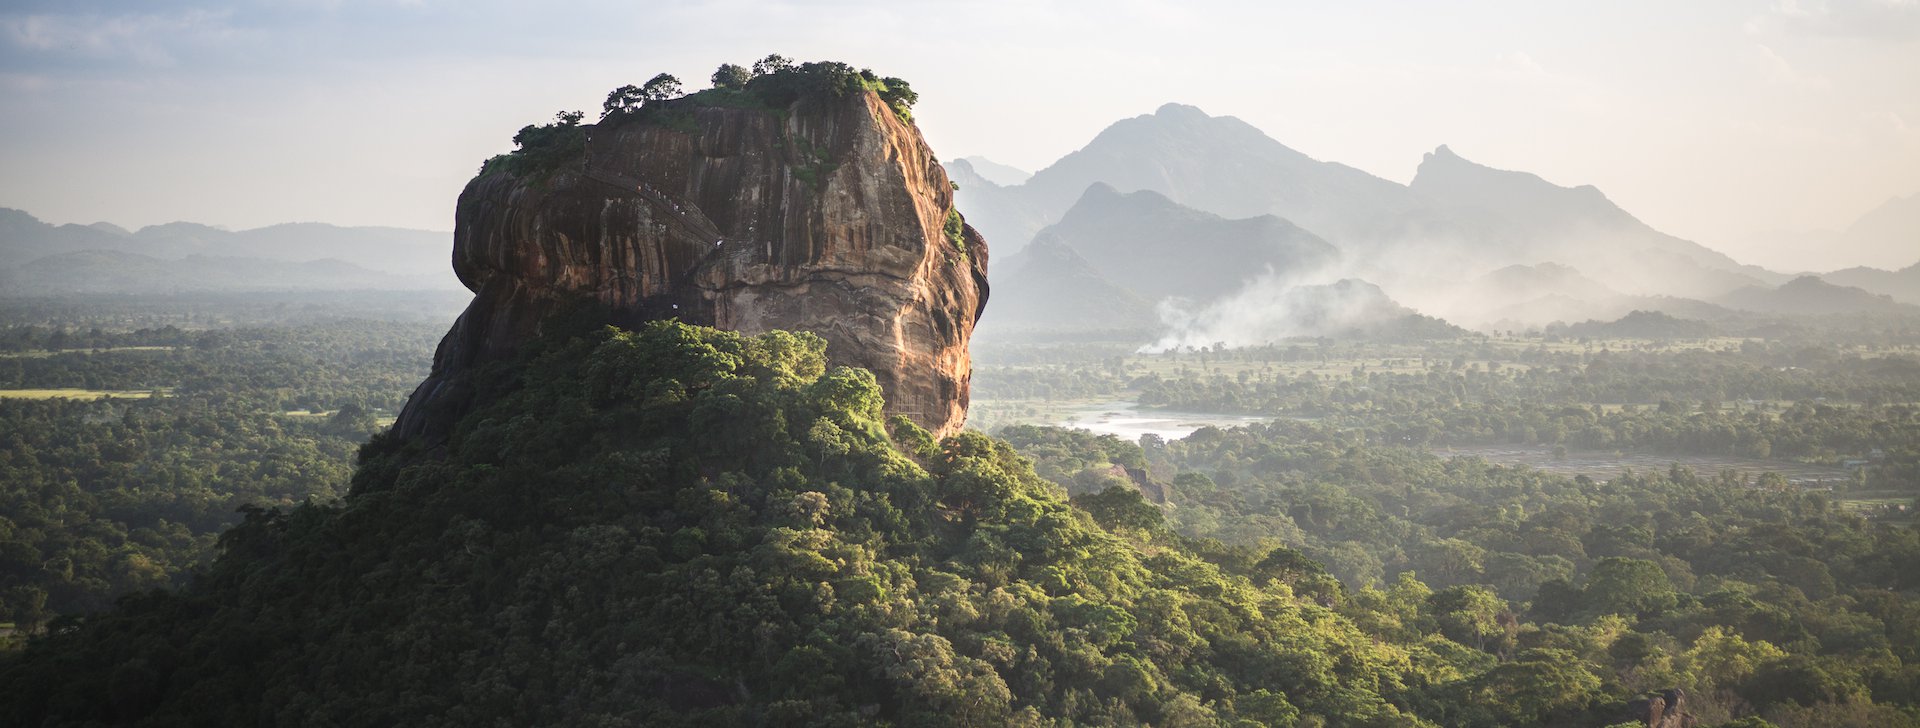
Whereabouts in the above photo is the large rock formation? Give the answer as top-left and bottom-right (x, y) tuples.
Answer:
(395, 87), (988, 440)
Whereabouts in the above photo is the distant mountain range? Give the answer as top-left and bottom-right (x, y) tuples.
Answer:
(1555, 310), (1720, 340)
(953, 103), (1918, 342)
(1740, 193), (1920, 273)
(1820, 262), (1920, 306)
(953, 156), (1031, 187)
(977, 184), (1456, 344)
(1715, 276), (1917, 317)
(1403, 145), (1779, 297)
(1, 250), (436, 296)
(979, 235), (1155, 335)
(1837, 194), (1920, 270)
(0, 207), (459, 295)
(978, 183), (1341, 336)
(954, 103), (1419, 255)
(1034, 184), (1337, 304)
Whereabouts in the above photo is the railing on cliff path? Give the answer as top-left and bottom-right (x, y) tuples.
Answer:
(582, 166), (728, 246)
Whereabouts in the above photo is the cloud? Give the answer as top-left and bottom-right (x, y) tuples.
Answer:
(0, 71), (51, 92)
(1495, 51), (1547, 77)
(1753, 42), (1834, 88)
(1142, 276), (1412, 352)
(0, 9), (243, 67)
(1751, 0), (1920, 42)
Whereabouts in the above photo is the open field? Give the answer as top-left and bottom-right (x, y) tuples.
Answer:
(970, 397), (1110, 434)
(0, 346), (179, 359)
(1836, 491), (1918, 515)
(279, 410), (400, 428)
(1482, 335), (1754, 354)
(1431, 444), (1856, 485)
(1123, 354), (1438, 381)
(0, 388), (162, 400)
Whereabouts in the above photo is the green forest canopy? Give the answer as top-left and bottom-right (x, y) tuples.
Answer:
(3, 319), (1916, 726)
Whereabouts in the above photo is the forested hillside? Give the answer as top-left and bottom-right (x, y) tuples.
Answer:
(4, 321), (1436, 726)
(10, 320), (1911, 726)
(1002, 419), (1920, 727)
(0, 314), (442, 627)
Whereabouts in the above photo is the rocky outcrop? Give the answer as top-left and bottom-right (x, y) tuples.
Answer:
(1620, 688), (1696, 728)
(394, 88), (988, 441)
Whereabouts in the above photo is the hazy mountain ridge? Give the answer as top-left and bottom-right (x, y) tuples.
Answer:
(1838, 193), (1920, 270)
(956, 103), (1419, 254)
(953, 155), (1031, 186)
(1715, 275), (1919, 316)
(1554, 310), (1721, 339)
(1744, 193), (1920, 272)
(976, 183), (1396, 340)
(948, 104), (1857, 337)
(1822, 261), (1920, 305)
(944, 161), (1049, 264)
(976, 235), (1157, 335)
(0, 249), (441, 295)
(1404, 146), (1780, 296)
(1037, 183), (1338, 304)
(1461, 263), (1626, 324)
(1449, 263), (1759, 329)
(0, 207), (460, 293)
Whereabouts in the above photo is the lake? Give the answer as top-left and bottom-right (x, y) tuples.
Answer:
(1053, 400), (1271, 441)
(1040, 402), (1857, 486)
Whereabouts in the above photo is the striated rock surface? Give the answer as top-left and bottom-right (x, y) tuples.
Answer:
(1620, 688), (1696, 728)
(395, 88), (988, 440)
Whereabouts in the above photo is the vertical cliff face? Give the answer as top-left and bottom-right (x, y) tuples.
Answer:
(395, 89), (989, 440)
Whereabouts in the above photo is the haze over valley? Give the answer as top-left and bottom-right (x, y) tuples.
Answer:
(7, 100), (1914, 345)
(0, 207), (459, 295)
(951, 103), (1919, 345)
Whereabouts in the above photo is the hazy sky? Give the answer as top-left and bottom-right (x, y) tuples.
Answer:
(3, 0), (1916, 268)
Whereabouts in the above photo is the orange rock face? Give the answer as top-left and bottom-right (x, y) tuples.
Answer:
(394, 90), (988, 440)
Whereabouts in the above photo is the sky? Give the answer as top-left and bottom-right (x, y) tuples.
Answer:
(2, 0), (1917, 269)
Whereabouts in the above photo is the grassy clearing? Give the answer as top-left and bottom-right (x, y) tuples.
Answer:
(968, 397), (1108, 433)
(0, 388), (163, 400)
(1837, 492), (1916, 512)
(1484, 335), (1757, 354)
(281, 410), (400, 428)
(0, 346), (179, 359)
(1126, 355), (1445, 382)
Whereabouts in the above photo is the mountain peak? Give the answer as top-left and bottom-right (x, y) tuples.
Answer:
(0, 207), (48, 230)
(1411, 146), (1633, 227)
(1153, 102), (1210, 120)
(1416, 144), (1499, 179)
(1065, 183), (1201, 222)
(1009, 103), (1412, 239)
(952, 155), (1031, 187)
(1077, 180), (1124, 201)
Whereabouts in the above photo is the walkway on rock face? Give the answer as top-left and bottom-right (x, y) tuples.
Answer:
(583, 166), (728, 245)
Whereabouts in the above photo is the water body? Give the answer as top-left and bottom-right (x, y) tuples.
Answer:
(1046, 403), (1854, 486)
(1054, 400), (1270, 442)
